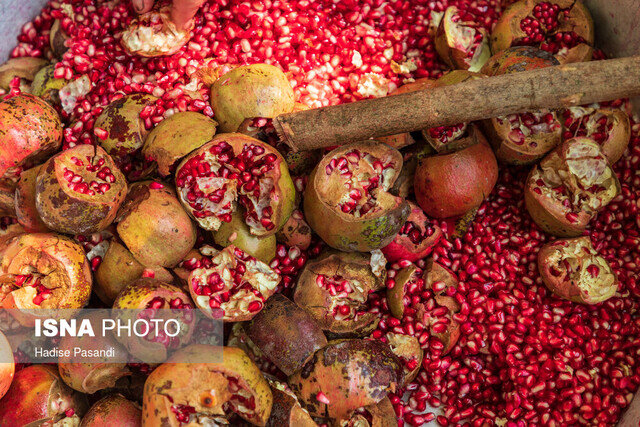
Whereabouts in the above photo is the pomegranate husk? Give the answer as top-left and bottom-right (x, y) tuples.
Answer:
(340, 396), (397, 427)
(121, 7), (193, 57)
(481, 45), (559, 76)
(435, 6), (491, 72)
(246, 294), (328, 376)
(288, 339), (403, 421)
(266, 377), (317, 427)
(210, 64), (295, 133)
(14, 164), (49, 232)
(275, 209), (312, 251)
(304, 141), (410, 252)
(538, 236), (618, 304)
(414, 128), (498, 218)
(31, 65), (68, 106)
(213, 209), (276, 264)
(49, 19), (69, 59)
(0, 93), (62, 181)
(0, 180), (16, 218)
(142, 345), (273, 426)
(35, 144), (128, 234)
(0, 57), (48, 91)
(0, 331), (14, 400)
(80, 394), (142, 427)
(385, 332), (423, 387)
(386, 263), (421, 319)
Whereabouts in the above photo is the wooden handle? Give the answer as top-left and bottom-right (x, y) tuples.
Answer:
(273, 56), (640, 151)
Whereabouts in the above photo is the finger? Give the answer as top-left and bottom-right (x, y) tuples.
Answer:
(132, 0), (154, 14)
(170, 0), (206, 31)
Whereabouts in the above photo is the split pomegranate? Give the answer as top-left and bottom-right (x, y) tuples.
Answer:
(213, 209), (277, 264)
(492, 0), (595, 64)
(35, 144), (127, 234)
(142, 345), (273, 426)
(435, 6), (491, 72)
(385, 332), (424, 387)
(14, 164), (49, 232)
(121, 6), (192, 57)
(525, 137), (620, 236)
(295, 251), (385, 337)
(80, 394), (142, 427)
(266, 376), (317, 427)
(538, 236), (618, 304)
(188, 245), (280, 321)
(304, 141), (410, 252)
(275, 209), (313, 251)
(340, 397), (397, 427)
(175, 133), (295, 236)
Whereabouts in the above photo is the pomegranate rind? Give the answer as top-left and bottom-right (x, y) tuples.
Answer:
(80, 394), (142, 427)
(49, 19), (69, 59)
(0, 331), (14, 401)
(538, 237), (617, 304)
(142, 345), (273, 426)
(490, 0), (594, 64)
(386, 263), (420, 319)
(30, 65), (68, 106)
(142, 111), (218, 177)
(435, 6), (491, 72)
(338, 396), (397, 427)
(275, 209), (312, 251)
(210, 64), (295, 133)
(14, 165), (49, 232)
(35, 144), (128, 235)
(246, 294), (328, 376)
(0, 57), (48, 91)
(0, 93), (62, 181)
(385, 333), (423, 387)
(121, 8), (193, 58)
(288, 339), (403, 421)
(213, 209), (276, 264)
(304, 141), (409, 252)
(116, 181), (197, 268)
(481, 45), (559, 76)
(266, 377), (317, 427)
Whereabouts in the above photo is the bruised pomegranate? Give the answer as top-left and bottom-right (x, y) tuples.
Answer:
(188, 245), (280, 321)
(0, 233), (91, 324)
(121, 6), (192, 57)
(561, 107), (631, 163)
(381, 201), (442, 263)
(116, 181), (197, 268)
(288, 339), (402, 421)
(213, 209), (276, 264)
(246, 294), (328, 376)
(414, 130), (497, 218)
(142, 111), (218, 177)
(35, 144), (127, 234)
(0, 331), (14, 400)
(435, 6), (491, 72)
(14, 164), (49, 232)
(175, 133), (295, 236)
(295, 251), (385, 337)
(210, 64), (295, 133)
(142, 345), (273, 426)
(80, 394), (142, 427)
(491, 0), (594, 64)
(266, 377), (316, 427)
(0, 93), (62, 182)
(0, 365), (88, 426)
(525, 137), (620, 236)
(304, 141), (409, 252)
(538, 237), (617, 304)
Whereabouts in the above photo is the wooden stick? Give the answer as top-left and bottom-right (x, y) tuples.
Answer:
(273, 56), (640, 151)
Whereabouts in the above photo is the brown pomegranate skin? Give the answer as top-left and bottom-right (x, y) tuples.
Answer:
(116, 181), (197, 268)
(304, 141), (410, 252)
(266, 377), (317, 427)
(288, 339), (402, 421)
(35, 144), (128, 235)
(210, 64), (295, 133)
(275, 209), (312, 250)
(414, 130), (498, 218)
(50, 19), (69, 58)
(384, 332), (423, 387)
(0, 93), (62, 181)
(0, 365), (88, 427)
(246, 294), (328, 376)
(0, 331), (14, 400)
(80, 394), (142, 427)
(142, 345), (273, 426)
(481, 45), (559, 76)
(0, 180), (16, 218)
(14, 164), (49, 232)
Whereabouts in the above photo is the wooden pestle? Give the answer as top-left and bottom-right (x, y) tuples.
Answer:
(273, 55), (640, 151)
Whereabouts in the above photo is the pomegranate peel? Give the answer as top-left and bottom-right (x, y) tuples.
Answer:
(80, 394), (142, 427)
(14, 164), (49, 232)
(435, 6), (491, 72)
(266, 376), (317, 427)
(121, 7), (193, 57)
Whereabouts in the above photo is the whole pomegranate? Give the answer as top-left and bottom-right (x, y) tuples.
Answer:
(80, 394), (142, 427)
(414, 128), (498, 218)
(0, 93), (62, 182)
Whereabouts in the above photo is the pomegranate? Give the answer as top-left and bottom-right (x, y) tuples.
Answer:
(175, 133), (295, 236)
(266, 377), (317, 427)
(79, 394), (142, 427)
(0, 93), (62, 182)
(0, 57), (48, 92)
(121, 6), (192, 57)
(381, 201), (442, 263)
(538, 237), (618, 304)
(0, 365), (88, 426)
(213, 209), (277, 264)
(0, 233), (91, 325)
(30, 65), (68, 105)
(275, 209), (313, 251)
(172, 247), (211, 292)
(14, 164), (49, 232)
(288, 339), (402, 421)
(435, 6), (491, 72)
(0, 181), (16, 218)
(115, 181), (197, 268)
(561, 106), (631, 163)
(142, 345), (273, 426)
(112, 277), (194, 362)
(414, 130), (498, 218)
(142, 111), (218, 177)
(49, 19), (69, 58)
(228, 323), (285, 380)
(491, 0), (594, 64)
(384, 332), (423, 387)
(339, 397), (397, 427)
(188, 245), (280, 321)
(525, 137), (620, 236)
(35, 144), (127, 234)
(304, 141), (409, 252)
(245, 294), (328, 376)
(0, 331), (14, 400)
(93, 94), (157, 180)
(295, 251), (385, 337)
(210, 64), (295, 133)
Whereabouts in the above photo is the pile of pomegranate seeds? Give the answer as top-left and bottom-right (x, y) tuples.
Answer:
(8, 0), (640, 425)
